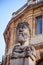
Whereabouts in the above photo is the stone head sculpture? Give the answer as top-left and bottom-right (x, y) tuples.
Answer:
(12, 22), (36, 62)
(16, 22), (31, 46)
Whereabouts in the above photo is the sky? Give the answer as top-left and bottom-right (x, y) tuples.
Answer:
(0, 0), (27, 62)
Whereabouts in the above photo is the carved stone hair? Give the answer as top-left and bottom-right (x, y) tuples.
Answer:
(17, 22), (31, 37)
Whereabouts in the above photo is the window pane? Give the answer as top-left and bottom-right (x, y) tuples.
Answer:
(36, 16), (42, 34)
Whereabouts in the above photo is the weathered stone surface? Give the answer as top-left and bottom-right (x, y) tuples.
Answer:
(3, 0), (43, 65)
(10, 57), (36, 65)
(9, 22), (36, 65)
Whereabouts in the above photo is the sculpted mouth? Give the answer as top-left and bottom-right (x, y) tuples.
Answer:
(19, 32), (23, 35)
(19, 34), (25, 38)
(19, 32), (23, 34)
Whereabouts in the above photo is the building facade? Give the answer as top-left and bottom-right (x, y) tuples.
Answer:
(3, 0), (43, 65)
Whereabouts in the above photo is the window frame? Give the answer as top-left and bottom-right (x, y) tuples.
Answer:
(35, 15), (42, 35)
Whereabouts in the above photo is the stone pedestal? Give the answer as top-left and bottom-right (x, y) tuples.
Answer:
(10, 57), (36, 65)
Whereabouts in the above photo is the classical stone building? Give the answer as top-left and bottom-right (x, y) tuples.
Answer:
(3, 0), (43, 65)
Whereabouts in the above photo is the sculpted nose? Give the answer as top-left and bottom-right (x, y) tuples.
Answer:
(19, 28), (23, 32)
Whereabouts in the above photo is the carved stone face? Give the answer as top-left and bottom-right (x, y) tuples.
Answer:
(16, 22), (30, 45)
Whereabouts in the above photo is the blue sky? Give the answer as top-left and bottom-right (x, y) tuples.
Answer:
(0, 0), (27, 62)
